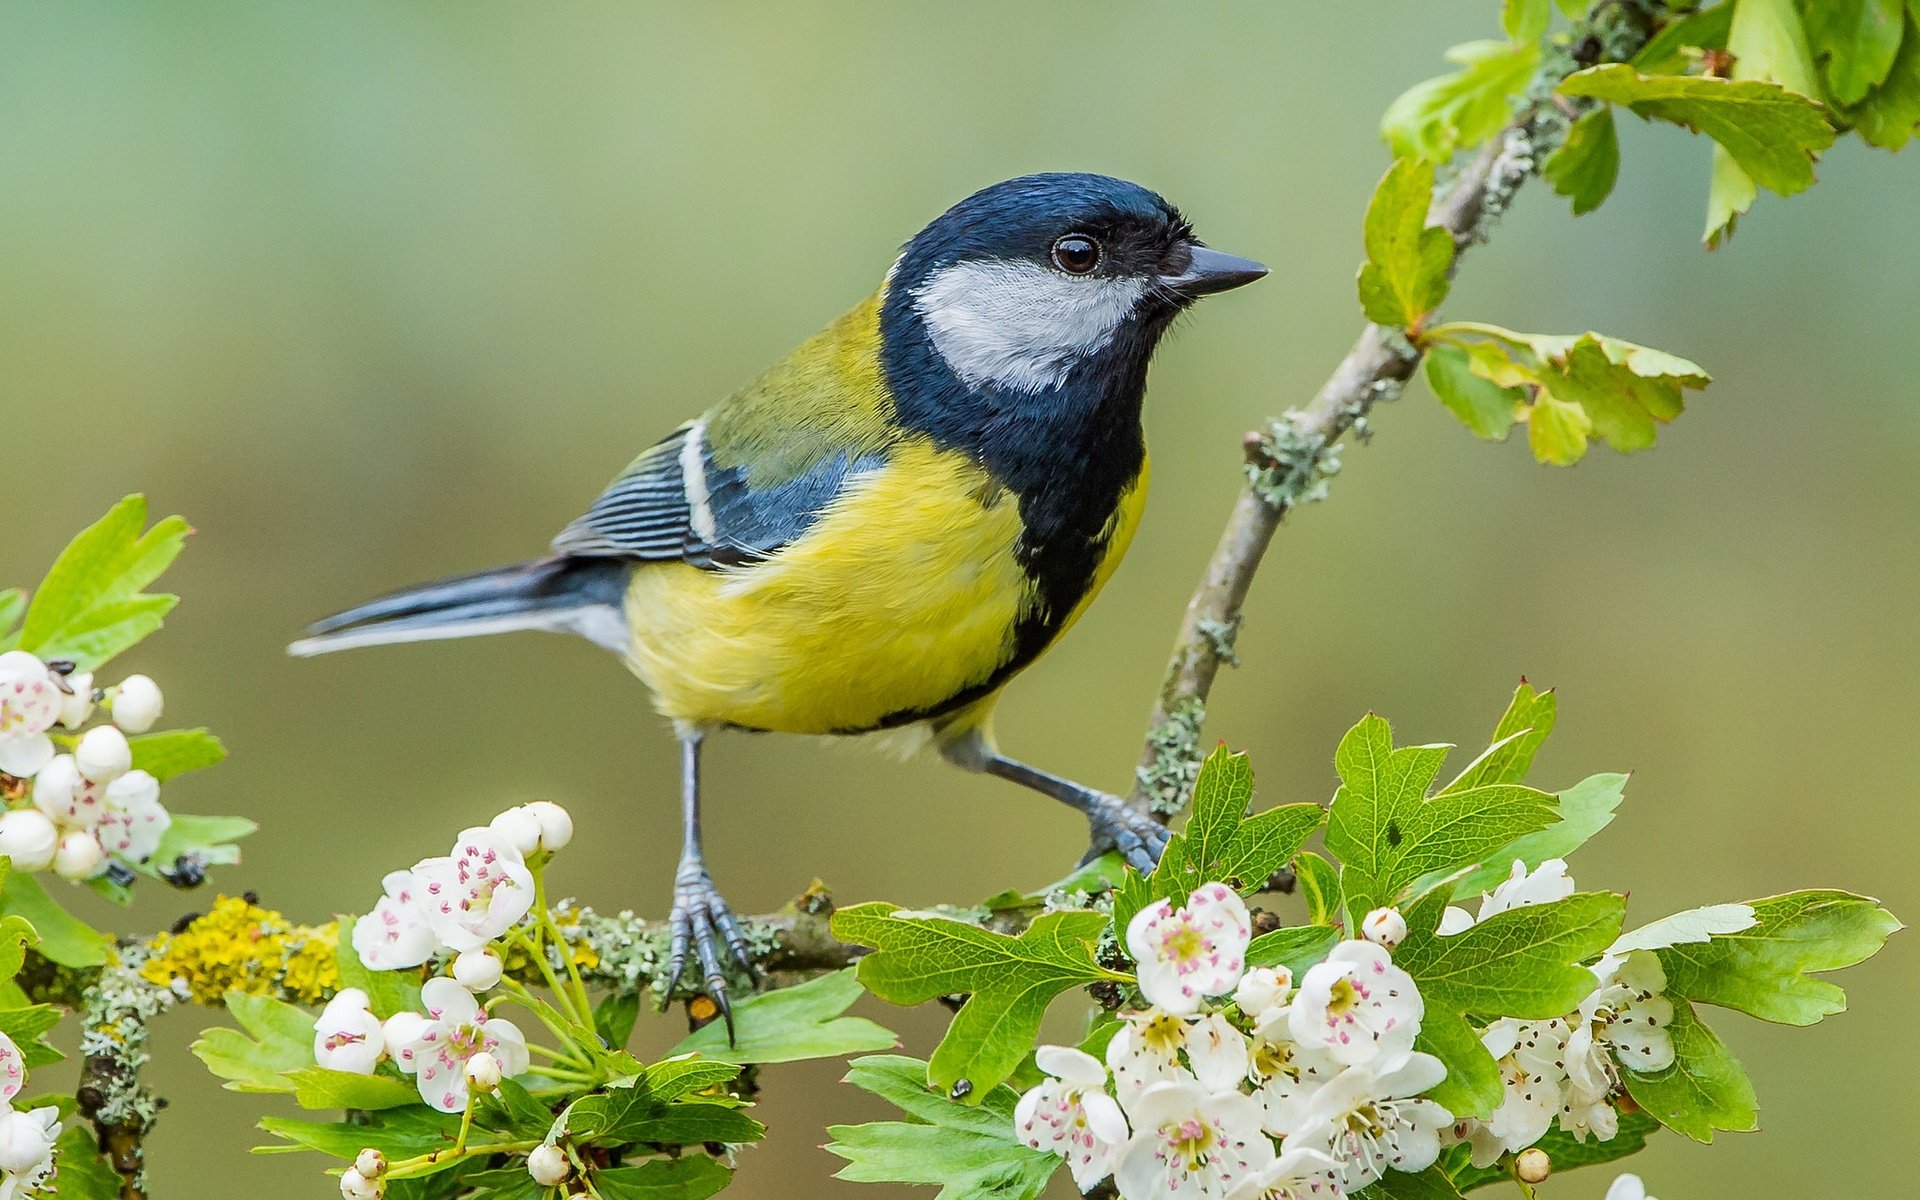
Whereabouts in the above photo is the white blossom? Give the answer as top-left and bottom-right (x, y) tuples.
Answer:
(1232, 966), (1292, 1025)
(1564, 951), (1674, 1104)
(1126, 883), (1252, 1016)
(97, 769), (170, 864)
(0, 1033), (24, 1104)
(354, 870), (438, 970)
(1292, 1053), (1452, 1192)
(1246, 1008), (1341, 1138)
(1359, 908), (1407, 950)
(1460, 1020), (1561, 1167)
(1288, 941), (1422, 1068)
(1114, 1080), (1273, 1200)
(526, 1144), (571, 1186)
(386, 978), (529, 1112)
(0, 812), (58, 874)
(413, 828), (536, 953)
(314, 988), (386, 1075)
(55, 672), (94, 729)
(72, 725), (131, 785)
(1185, 1013), (1252, 1094)
(1015, 1045), (1130, 1191)
(339, 1165), (383, 1199)
(0, 653), (60, 779)
(1480, 859), (1575, 919)
(109, 674), (164, 733)
(0, 1107), (58, 1187)
(488, 806), (543, 857)
(52, 830), (103, 881)
(30, 756), (102, 830)
(1106, 1009), (1195, 1106)
(1222, 1149), (1343, 1200)
(523, 801), (573, 851)
(1605, 1174), (1655, 1200)
(452, 947), (505, 992)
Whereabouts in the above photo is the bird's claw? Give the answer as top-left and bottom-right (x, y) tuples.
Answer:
(1081, 793), (1171, 875)
(662, 862), (757, 1040)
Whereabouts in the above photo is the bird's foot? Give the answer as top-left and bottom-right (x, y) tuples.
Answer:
(662, 859), (757, 1038)
(1081, 792), (1171, 875)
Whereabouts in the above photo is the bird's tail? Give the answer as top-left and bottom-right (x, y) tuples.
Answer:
(289, 557), (632, 658)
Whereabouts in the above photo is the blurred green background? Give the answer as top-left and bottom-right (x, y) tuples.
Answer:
(1, 1), (1914, 1196)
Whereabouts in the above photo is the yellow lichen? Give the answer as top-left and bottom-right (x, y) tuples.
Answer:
(139, 895), (341, 1006)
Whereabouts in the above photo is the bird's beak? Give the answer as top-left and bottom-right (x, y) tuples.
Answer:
(1159, 243), (1268, 297)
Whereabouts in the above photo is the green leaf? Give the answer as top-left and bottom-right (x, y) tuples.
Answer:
(283, 1067), (421, 1112)
(128, 729), (227, 781)
(1611, 904), (1758, 955)
(142, 812), (257, 878)
(1244, 925), (1339, 975)
(827, 1055), (1058, 1200)
(1729, 0), (1819, 96)
(1443, 773), (1627, 900)
(0, 872), (109, 967)
(594, 989), (643, 1050)
(1441, 681), (1556, 793)
(1356, 158), (1454, 328)
(1502, 0), (1550, 43)
(18, 496), (190, 671)
(1354, 1165), (1466, 1200)
(638, 1056), (744, 1104)
(0, 591), (24, 648)
(1529, 391), (1593, 465)
(616, 1103), (764, 1147)
(592, 1157), (734, 1200)
(473, 1077), (556, 1140)
(1805, 0), (1905, 104)
(1558, 66), (1834, 198)
(833, 905), (1122, 1101)
(0, 910), (36, 983)
(193, 992), (316, 1094)
(1323, 714), (1558, 917)
(1425, 344), (1523, 441)
(1655, 889), (1901, 1025)
(259, 1108), (461, 1160)
(0, 1003), (65, 1068)
(1395, 890), (1625, 1019)
(1415, 1009), (1502, 1120)
(334, 916), (424, 1018)
(1543, 107), (1621, 215)
(1621, 998), (1757, 1141)
(1843, 11), (1920, 149)
(1383, 40), (1541, 163)
(1294, 851), (1342, 926)
(46, 1123), (122, 1200)
(1633, 4), (1735, 75)
(671, 968), (896, 1064)
(1449, 1109), (1662, 1190)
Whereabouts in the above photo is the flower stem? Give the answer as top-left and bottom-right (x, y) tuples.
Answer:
(453, 1098), (476, 1155)
(383, 1140), (542, 1181)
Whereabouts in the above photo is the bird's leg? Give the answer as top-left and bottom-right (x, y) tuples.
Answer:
(662, 730), (756, 1034)
(943, 733), (1169, 874)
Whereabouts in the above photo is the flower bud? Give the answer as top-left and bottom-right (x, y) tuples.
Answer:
(1361, 906), (1408, 950)
(339, 1165), (384, 1199)
(0, 1108), (56, 1174)
(31, 755), (80, 819)
(110, 674), (163, 733)
(56, 672), (95, 729)
(53, 831), (103, 881)
(74, 726), (131, 784)
(0, 810), (60, 873)
(524, 801), (573, 851)
(106, 768), (161, 811)
(452, 947), (504, 992)
(526, 1143), (570, 1186)
(1232, 966), (1292, 1019)
(1515, 1148), (1551, 1184)
(354, 1148), (387, 1180)
(487, 806), (542, 856)
(465, 1050), (502, 1093)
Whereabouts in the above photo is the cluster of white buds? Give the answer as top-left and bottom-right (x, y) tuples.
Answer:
(0, 1031), (62, 1195)
(1018, 882), (1448, 1199)
(0, 651), (171, 882)
(339, 1148), (386, 1199)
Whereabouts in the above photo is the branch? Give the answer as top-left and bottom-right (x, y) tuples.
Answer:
(1130, 0), (1668, 816)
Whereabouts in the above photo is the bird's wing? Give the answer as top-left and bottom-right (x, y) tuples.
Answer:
(551, 297), (900, 567)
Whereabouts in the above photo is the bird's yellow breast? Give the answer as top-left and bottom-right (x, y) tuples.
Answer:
(623, 441), (1147, 737)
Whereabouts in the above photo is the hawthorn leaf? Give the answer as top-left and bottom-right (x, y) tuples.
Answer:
(142, 812), (257, 879)
(0, 872), (109, 967)
(591, 1157), (734, 1200)
(1529, 391), (1592, 465)
(1805, 0), (1905, 104)
(1356, 158), (1453, 328)
(1383, 40), (1540, 163)
(1610, 904), (1757, 955)
(1654, 890), (1901, 1025)
(258, 1109), (461, 1161)
(833, 904), (1123, 1099)
(283, 1067), (420, 1112)
(1543, 107), (1620, 215)
(1425, 344), (1522, 441)
(1323, 715), (1558, 916)
(1416, 1008), (1502, 1120)
(193, 992), (315, 1094)
(671, 968), (897, 1064)
(1395, 890), (1625, 1019)
(1354, 1165), (1465, 1200)
(45, 1125), (121, 1200)
(827, 1055), (1058, 1200)
(1502, 0), (1550, 43)
(1633, 4), (1735, 75)
(1844, 12), (1920, 150)
(1244, 925), (1339, 975)
(1621, 998), (1758, 1142)
(1442, 773), (1627, 900)
(1294, 851), (1342, 926)
(128, 729), (227, 781)
(1440, 680), (1556, 793)
(1729, 0), (1818, 96)
(17, 495), (190, 671)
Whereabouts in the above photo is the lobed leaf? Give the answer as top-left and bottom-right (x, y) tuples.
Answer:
(1395, 890), (1625, 1020)
(1382, 40), (1540, 163)
(1425, 344), (1523, 442)
(1621, 998), (1757, 1142)
(1655, 889), (1901, 1025)
(1415, 1008), (1502, 1120)
(591, 1157), (734, 1200)
(671, 968), (897, 1064)
(1442, 774), (1627, 901)
(0, 872), (109, 967)
(1542, 107), (1621, 215)
(1804, 0), (1906, 105)
(1841, 11), (1920, 149)
(827, 1055), (1058, 1200)
(193, 992), (315, 1094)
(128, 729), (227, 781)
(18, 496), (190, 671)
(1356, 158), (1454, 328)
(283, 1066), (420, 1112)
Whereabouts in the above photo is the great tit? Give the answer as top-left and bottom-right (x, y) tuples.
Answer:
(293, 173), (1265, 1018)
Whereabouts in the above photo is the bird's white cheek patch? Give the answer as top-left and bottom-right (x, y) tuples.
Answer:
(913, 260), (1148, 393)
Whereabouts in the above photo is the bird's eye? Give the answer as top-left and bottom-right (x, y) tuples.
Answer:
(1050, 234), (1101, 275)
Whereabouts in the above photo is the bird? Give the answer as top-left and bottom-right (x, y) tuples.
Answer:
(292, 172), (1266, 1022)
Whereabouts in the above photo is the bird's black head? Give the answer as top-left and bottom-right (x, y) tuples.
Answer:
(881, 173), (1266, 398)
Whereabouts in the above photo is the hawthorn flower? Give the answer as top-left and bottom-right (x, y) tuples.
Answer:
(1605, 1174), (1655, 1200)
(527, 1143), (571, 1187)
(1293, 1052), (1451, 1192)
(1287, 941), (1422, 1067)
(386, 978), (529, 1112)
(1360, 907), (1407, 950)
(30, 756), (103, 829)
(55, 671), (94, 729)
(1460, 1021), (1561, 1167)
(0, 653), (60, 779)
(1185, 1013), (1252, 1093)
(1126, 883), (1252, 1015)
(413, 828), (535, 953)
(1565, 952), (1674, 1100)
(1232, 966), (1292, 1025)
(0, 1031), (26, 1103)
(452, 947), (505, 992)
(1440, 859), (1576, 936)
(1015, 1045), (1130, 1191)
(314, 988), (386, 1075)
(96, 769), (170, 864)
(1106, 1009), (1194, 1105)
(1246, 1009), (1341, 1137)
(0, 811), (58, 874)
(0, 1107), (59, 1186)
(1222, 1149), (1343, 1200)
(465, 1050), (503, 1093)
(339, 1165), (384, 1199)
(52, 830), (103, 881)
(1114, 1080), (1273, 1200)
(109, 674), (164, 733)
(73, 725), (131, 785)
(354, 870), (439, 970)
(523, 801), (573, 851)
